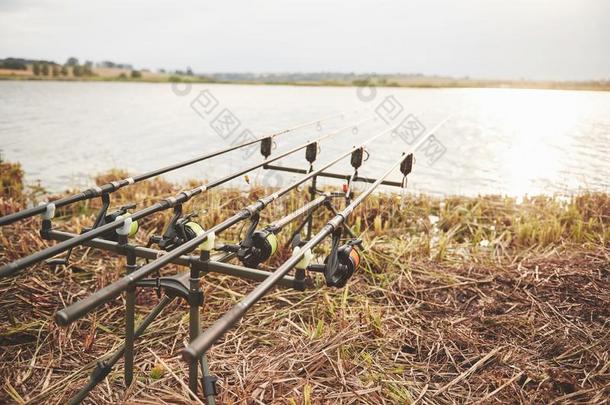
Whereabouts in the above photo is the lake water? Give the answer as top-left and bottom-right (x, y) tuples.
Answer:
(0, 81), (608, 196)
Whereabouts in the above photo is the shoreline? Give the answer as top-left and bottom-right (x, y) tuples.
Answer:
(1, 74), (609, 93)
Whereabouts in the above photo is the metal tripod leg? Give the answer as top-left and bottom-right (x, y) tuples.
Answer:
(188, 295), (200, 396)
(124, 245), (137, 386)
(69, 296), (174, 405)
(199, 354), (216, 405)
(189, 250), (218, 404)
(188, 252), (206, 396)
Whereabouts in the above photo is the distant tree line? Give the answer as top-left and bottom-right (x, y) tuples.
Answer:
(1, 56), (200, 80)
(30, 57), (94, 77)
(174, 66), (194, 76)
(0, 58), (29, 70)
(97, 60), (133, 70)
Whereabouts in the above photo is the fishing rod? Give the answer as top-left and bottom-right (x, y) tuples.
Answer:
(0, 113), (346, 227)
(183, 150), (414, 362)
(53, 125), (396, 326)
(0, 117), (374, 278)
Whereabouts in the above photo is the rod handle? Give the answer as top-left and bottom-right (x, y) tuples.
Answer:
(0, 262), (18, 278)
(55, 277), (131, 325)
(0, 205), (45, 226)
(0, 250), (48, 277)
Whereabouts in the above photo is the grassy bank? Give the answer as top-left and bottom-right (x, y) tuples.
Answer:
(0, 163), (609, 403)
(2, 71), (610, 92)
(0, 73), (211, 85)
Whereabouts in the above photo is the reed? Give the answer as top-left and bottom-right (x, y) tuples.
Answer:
(1, 164), (608, 404)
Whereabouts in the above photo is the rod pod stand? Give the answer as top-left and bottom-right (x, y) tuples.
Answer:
(67, 297), (175, 405)
(189, 250), (218, 403)
(62, 215), (140, 401)
(68, 244), (252, 403)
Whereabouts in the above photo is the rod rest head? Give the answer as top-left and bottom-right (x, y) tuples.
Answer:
(135, 272), (203, 305)
(84, 203), (139, 242)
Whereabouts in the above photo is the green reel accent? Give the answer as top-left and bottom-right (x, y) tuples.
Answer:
(117, 213), (139, 238)
(266, 232), (278, 256)
(185, 221), (206, 250)
(239, 230), (279, 268)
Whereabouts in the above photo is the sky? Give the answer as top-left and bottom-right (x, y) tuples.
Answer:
(0, 0), (609, 81)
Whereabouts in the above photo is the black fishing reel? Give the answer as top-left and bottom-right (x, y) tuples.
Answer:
(150, 208), (206, 251)
(237, 229), (278, 268)
(85, 203), (139, 242)
(309, 236), (362, 288)
(220, 214), (279, 268)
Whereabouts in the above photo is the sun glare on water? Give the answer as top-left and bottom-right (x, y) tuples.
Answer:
(484, 89), (586, 196)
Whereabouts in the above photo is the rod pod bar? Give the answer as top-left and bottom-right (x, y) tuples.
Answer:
(0, 117), (375, 278)
(182, 151), (416, 362)
(266, 193), (332, 233)
(53, 123), (397, 326)
(0, 112), (348, 227)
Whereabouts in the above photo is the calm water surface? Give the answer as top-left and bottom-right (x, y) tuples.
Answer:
(0, 81), (608, 196)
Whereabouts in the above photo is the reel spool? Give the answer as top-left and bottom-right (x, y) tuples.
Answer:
(150, 213), (207, 251)
(323, 243), (360, 287)
(237, 230), (278, 268)
(308, 238), (362, 288)
(183, 221), (206, 243)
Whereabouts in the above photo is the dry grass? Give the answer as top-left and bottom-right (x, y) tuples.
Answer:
(1, 165), (609, 404)
(0, 69), (32, 77)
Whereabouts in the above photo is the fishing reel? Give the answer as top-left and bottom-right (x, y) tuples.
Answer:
(221, 214), (279, 268)
(85, 202), (139, 242)
(149, 207), (206, 251)
(236, 229), (278, 268)
(309, 232), (362, 288)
